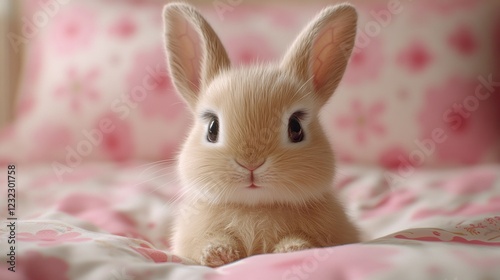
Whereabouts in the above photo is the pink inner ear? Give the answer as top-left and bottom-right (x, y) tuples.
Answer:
(175, 16), (202, 92)
(311, 25), (336, 91)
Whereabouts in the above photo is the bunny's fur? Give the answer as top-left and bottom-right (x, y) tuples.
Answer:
(163, 2), (360, 267)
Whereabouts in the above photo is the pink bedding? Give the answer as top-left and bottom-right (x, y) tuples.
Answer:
(1, 162), (499, 279)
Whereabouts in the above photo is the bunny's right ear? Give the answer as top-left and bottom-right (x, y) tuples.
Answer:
(163, 3), (230, 110)
(280, 4), (357, 106)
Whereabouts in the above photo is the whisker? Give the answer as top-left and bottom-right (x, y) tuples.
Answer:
(135, 159), (173, 169)
(134, 172), (179, 191)
(139, 166), (177, 181)
(137, 160), (177, 178)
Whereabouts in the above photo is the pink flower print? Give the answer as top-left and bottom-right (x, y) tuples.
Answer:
(226, 33), (277, 64)
(397, 41), (433, 73)
(335, 99), (386, 145)
(17, 229), (91, 246)
(342, 32), (384, 85)
(57, 193), (146, 241)
(362, 188), (416, 219)
(97, 112), (134, 161)
(54, 67), (100, 111)
(130, 243), (181, 263)
(463, 223), (487, 235)
(435, 169), (497, 195)
(448, 25), (477, 55)
(485, 217), (499, 226)
(378, 146), (410, 170)
(17, 251), (70, 280)
(50, 7), (96, 54)
(394, 233), (500, 246)
(412, 196), (500, 220)
(418, 76), (500, 164)
(110, 15), (136, 38)
(127, 46), (185, 120)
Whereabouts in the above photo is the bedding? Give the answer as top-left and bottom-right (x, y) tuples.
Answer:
(1, 161), (499, 279)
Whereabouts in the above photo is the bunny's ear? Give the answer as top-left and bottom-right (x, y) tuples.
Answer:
(280, 4), (357, 105)
(163, 3), (230, 110)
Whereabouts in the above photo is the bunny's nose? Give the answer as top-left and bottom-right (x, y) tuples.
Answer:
(235, 160), (265, 171)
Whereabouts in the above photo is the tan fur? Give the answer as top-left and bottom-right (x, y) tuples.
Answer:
(163, 2), (360, 267)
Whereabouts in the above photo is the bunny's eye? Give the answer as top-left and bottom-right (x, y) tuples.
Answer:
(207, 116), (219, 143)
(288, 112), (304, 143)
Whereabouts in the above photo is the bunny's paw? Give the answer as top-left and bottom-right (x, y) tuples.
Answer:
(200, 244), (240, 267)
(273, 237), (312, 253)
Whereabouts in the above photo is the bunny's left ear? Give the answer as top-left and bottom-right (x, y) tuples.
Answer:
(163, 3), (231, 110)
(280, 4), (357, 105)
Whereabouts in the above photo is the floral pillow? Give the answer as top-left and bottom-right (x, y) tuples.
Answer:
(2, 0), (191, 166)
(0, 0), (499, 172)
(328, 0), (500, 169)
(0, 0), (322, 168)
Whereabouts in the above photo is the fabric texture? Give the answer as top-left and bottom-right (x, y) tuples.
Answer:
(0, 162), (499, 279)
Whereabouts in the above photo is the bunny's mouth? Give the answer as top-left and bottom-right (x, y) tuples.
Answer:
(247, 184), (260, 189)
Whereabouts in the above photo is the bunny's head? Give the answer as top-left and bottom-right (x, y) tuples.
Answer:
(163, 3), (357, 206)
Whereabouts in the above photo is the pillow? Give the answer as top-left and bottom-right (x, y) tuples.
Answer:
(0, 0), (324, 170)
(3, 0), (192, 167)
(1, 0), (499, 175)
(327, 0), (500, 169)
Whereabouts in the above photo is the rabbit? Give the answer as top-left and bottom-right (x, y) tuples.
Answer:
(163, 2), (360, 267)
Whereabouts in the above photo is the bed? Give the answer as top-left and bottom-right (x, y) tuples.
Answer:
(1, 162), (499, 279)
(1, 0), (499, 279)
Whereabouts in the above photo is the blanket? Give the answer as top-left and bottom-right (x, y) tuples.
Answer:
(1, 162), (499, 279)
